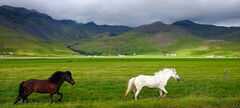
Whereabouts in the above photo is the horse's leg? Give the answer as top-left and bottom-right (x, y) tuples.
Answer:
(50, 93), (54, 104)
(159, 89), (163, 98)
(56, 91), (63, 102)
(23, 95), (30, 103)
(14, 97), (22, 104)
(22, 90), (33, 103)
(22, 98), (25, 103)
(160, 87), (168, 98)
(24, 97), (29, 103)
(135, 86), (143, 101)
(133, 88), (136, 93)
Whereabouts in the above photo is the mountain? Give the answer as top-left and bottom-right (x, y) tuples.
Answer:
(0, 5), (240, 57)
(0, 5), (88, 41)
(0, 5), (131, 56)
(69, 21), (198, 55)
(172, 20), (240, 42)
(79, 21), (132, 36)
(70, 21), (240, 57)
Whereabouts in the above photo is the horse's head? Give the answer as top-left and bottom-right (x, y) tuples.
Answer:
(64, 71), (75, 85)
(171, 68), (180, 81)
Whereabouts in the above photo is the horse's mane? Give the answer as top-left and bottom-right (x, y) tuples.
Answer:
(48, 71), (65, 84)
(154, 68), (173, 75)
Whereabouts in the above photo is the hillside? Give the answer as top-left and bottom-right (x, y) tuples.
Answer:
(78, 21), (132, 37)
(70, 21), (197, 55)
(70, 21), (240, 57)
(0, 5), (131, 56)
(0, 5), (87, 41)
(0, 5), (239, 57)
(172, 20), (240, 42)
(0, 25), (78, 56)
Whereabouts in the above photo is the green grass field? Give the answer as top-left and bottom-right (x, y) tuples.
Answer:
(0, 57), (240, 107)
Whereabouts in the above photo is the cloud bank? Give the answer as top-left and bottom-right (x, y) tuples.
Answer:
(1, 0), (240, 27)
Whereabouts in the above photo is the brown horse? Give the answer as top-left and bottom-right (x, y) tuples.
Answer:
(14, 71), (75, 104)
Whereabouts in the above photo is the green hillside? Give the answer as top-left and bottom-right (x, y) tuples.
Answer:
(0, 5), (240, 57)
(70, 22), (240, 57)
(71, 34), (240, 57)
(160, 39), (240, 57)
(172, 20), (240, 42)
(0, 5), (131, 56)
(0, 25), (77, 56)
(70, 22), (196, 55)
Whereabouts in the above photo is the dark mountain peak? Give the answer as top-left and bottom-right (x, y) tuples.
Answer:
(173, 19), (230, 28)
(172, 19), (240, 39)
(135, 21), (175, 34)
(80, 21), (132, 36)
(29, 9), (39, 13)
(137, 21), (166, 29)
(151, 21), (166, 25)
(0, 5), (13, 9)
(60, 19), (77, 25)
(1, 5), (33, 13)
(172, 20), (196, 25)
(0, 5), (52, 20)
(1, 5), (39, 13)
(85, 21), (97, 26)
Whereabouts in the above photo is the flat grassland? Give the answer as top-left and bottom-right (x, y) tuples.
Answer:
(0, 57), (240, 107)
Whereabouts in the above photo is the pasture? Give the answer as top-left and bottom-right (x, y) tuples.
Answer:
(0, 57), (240, 107)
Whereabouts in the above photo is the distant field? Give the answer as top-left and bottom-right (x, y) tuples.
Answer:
(0, 57), (240, 108)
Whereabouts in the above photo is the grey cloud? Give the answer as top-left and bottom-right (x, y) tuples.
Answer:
(0, 0), (240, 27)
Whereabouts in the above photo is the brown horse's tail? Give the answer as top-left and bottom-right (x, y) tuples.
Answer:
(14, 82), (24, 104)
(18, 82), (25, 98)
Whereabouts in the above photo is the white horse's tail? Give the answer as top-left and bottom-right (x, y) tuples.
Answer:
(124, 78), (135, 99)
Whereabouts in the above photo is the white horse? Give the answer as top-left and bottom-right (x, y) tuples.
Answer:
(124, 68), (180, 100)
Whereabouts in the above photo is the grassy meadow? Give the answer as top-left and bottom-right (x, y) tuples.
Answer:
(0, 57), (240, 107)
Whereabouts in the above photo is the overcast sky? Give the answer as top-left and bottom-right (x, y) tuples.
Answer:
(0, 0), (240, 27)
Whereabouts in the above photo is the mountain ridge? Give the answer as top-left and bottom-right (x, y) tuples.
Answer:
(0, 5), (239, 57)
(0, 5), (131, 55)
(172, 20), (240, 42)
